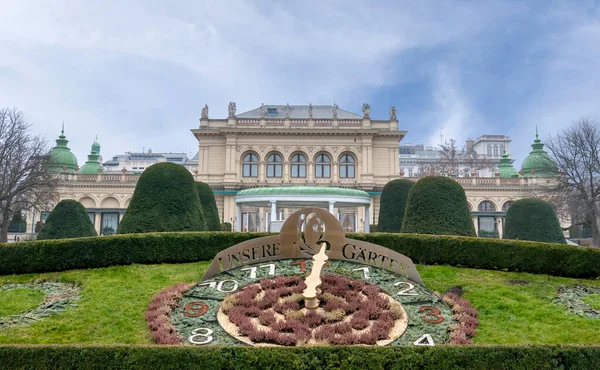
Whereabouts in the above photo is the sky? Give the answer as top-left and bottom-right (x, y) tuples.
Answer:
(1, 0), (599, 167)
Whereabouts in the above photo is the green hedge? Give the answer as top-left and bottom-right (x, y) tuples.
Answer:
(377, 179), (413, 233)
(504, 198), (566, 244)
(1, 232), (600, 278)
(401, 176), (476, 237)
(0, 345), (599, 370)
(37, 200), (97, 240)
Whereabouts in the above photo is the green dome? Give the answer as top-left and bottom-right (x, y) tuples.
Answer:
(78, 138), (104, 175)
(521, 130), (558, 177)
(497, 152), (518, 178)
(48, 127), (79, 173)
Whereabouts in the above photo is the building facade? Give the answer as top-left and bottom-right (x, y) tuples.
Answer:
(18, 103), (561, 240)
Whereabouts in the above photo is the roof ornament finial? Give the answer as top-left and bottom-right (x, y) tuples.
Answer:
(535, 125), (539, 140)
(95, 134), (98, 143)
(61, 121), (65, 135)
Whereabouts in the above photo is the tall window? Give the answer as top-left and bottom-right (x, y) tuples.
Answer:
(493, 145), (499, 157)
(242, 153), (258, 177)
(339, 153), (356, 178)
(487, 144), (492, 156)
(315, 153), (331, 178)
(500, 144), (505, 155)
(478, 201), (496, 212)
(290, 153), (307, 178)
(408, 168), (413, 177)
(267, 153), (282, 178)
(502, 201), (512, 212)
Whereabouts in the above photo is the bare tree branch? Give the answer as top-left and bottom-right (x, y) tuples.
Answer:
(0, 107), (58, 242)
(543, 118), (600, 247)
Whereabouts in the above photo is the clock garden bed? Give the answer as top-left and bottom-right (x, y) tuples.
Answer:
(1, 261), (599, 345)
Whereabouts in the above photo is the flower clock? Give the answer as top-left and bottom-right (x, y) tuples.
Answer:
(147, 208), (476, 346)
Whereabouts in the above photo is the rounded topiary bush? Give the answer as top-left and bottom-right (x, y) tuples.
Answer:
(37, 200), (97, 240)
(503, 198), (566, 244)
(378, 179), (414, 233)
(401, 176), (476, 237)
(118, 162), (206, 234)
(196, 182), (220, 231)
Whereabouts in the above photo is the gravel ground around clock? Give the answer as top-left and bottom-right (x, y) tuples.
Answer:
(0, 261), (599, 344)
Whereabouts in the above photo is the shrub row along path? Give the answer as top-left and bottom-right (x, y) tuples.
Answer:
(0, 262), (599, 344)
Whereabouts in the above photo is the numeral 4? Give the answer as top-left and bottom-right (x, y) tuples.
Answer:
(413, 334), (435, 346)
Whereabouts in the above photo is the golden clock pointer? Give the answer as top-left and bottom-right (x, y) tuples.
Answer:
(302, 242), (329, 310)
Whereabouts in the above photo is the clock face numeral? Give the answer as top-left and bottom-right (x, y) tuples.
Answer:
(353, 267), (371, 279)
(188, 328), (214, 345)
(413, 333), (435, 346)
(199, 280), (239, 293)
(394, 281), (418, 296)
(241, 263), (276, 278)
(183, 302), (209, 317)
(419, 306), (444, 324)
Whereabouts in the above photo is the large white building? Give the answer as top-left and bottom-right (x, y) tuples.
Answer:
(14, 103), (561, 240)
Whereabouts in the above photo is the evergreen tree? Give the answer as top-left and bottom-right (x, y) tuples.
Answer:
(504, 198), (566, 244)
(117, 162), (206, 234)
(401, 176), (476, 236)
(37, 200), (97, 240)
(196, 181), (220, 231)
(378, 179), (414, 232)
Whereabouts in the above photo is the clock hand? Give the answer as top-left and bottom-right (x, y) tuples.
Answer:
(303, 242), (328, 310)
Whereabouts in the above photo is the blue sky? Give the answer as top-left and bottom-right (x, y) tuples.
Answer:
(1, 0), (599, 167)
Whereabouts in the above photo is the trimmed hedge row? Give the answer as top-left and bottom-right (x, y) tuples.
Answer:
(0, 345), (599, 370)
(1, 232), (600, 278)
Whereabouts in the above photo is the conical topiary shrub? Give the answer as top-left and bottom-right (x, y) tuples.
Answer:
(117, 162), (206, 234)
(503, 198), (566, 244)
(196, 181), (220, 231)
(37, 199), (97, 240)
(401, 176), (476, 236)
(378, 179), (414, 233)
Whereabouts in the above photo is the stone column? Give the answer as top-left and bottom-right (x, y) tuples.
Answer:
(328, 201), (336, 215)
(235, 204), (242, 232)
(270, 200), (277, 221)
(94, 212), (102, 235)
(364, 206), (370, 233)
(472, 216), (479, 236)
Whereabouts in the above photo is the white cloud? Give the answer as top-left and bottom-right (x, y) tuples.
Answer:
(0, 0), (559, 165)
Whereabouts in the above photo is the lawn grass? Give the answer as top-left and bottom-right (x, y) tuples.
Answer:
(0, 262), (599, 344)
(0, 289), (45, 317)
(583, 294), (600, 310)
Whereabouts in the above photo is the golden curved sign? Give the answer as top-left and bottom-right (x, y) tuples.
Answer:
(202, 207), (423, 285)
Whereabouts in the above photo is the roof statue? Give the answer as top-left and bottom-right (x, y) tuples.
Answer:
(332, 103), (339, 119)
(389, 106), (397, 121)
(285, 103), (290, 118)
(228, 102), (236, 118)
(259, 103), (266, 118)
(362, 103), (370, 119)
(201, 104), (209, 119)
(308, 103), (313, 118)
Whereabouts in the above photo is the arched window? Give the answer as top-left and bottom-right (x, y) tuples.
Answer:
(290, 153), (306, 178)
(502, 201), (512, 212)
(267, 153), (282, 178)
(242, 153), (258, 177)
(487, 145), (492, 156)
(493, 145), (499, 157)
(339, 153), (355, 178)
(478, 201), (496, 212)
(315, 153), (331, 178)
